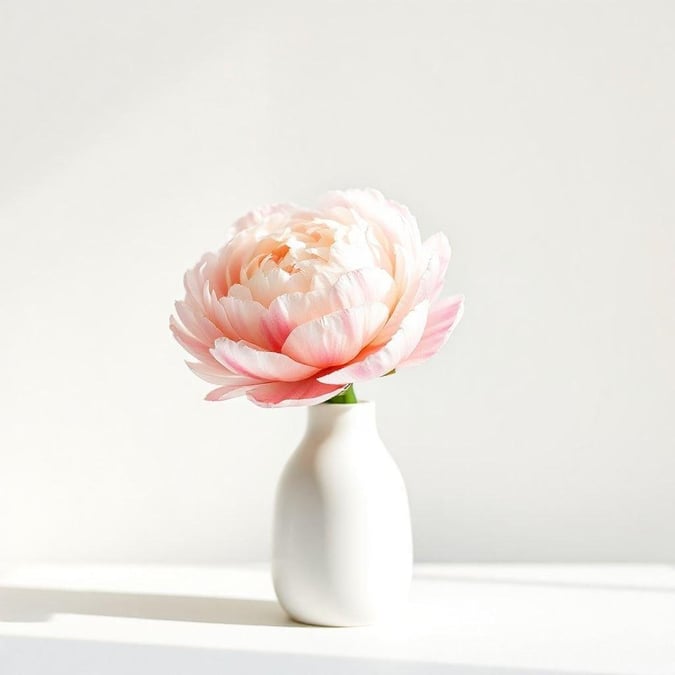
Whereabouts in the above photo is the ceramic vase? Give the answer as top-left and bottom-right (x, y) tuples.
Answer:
(272, 401), (412, 626)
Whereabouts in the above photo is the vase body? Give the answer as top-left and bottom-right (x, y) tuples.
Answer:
(272, 401), (413, 626)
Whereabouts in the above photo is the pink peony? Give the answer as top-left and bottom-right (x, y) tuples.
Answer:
(170, 189), (463, 407)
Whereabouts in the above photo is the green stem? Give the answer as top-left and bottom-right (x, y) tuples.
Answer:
(325, 383), (358, 404)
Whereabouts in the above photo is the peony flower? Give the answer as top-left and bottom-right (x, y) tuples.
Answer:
(170, 189), (463, 407)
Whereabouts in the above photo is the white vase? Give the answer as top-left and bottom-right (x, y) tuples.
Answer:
(272, 401), (413, 626)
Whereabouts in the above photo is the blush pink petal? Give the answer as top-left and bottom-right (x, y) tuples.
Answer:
(266, 288), (340, 343)
(418, 232), (452, 303)
(400, 295), (464, 368)
(319, 300), (430, 384)
(183, 253), (217, 311)
(229, 202), (297, 237)
(171, 190), (463, 407)
(211, 337), (319, 382)
(206, 290), (237, 337)
(186, 360), (251, 385)
(374, 233), (450, 346)
(170, 316), (220, 366)
(371, 244), (418, 345)
(263, 268), (394, 348)
(319, 189), (421, 252)
(206, 381), (260, 401)
(247, 379), (347, 408)
(219, 296), (273, 350)
(245, 267), (310, 308)
(282, 302), (389, 369)
(174, 301), (222, 345)
(227, 284), (253, 301)
(331, 267), (395, 309)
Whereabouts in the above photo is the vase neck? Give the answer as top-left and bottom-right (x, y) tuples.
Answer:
(305, 401), (379, 442)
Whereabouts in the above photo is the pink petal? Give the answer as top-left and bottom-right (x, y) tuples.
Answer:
(418, 232), (451, 303)
(205, 381), (259, 401)
(174, 301), (222, 345)
(400, 295), (464, 368)
(219, 296), (274, 350)
(319, 189), (421, 252)
(263, 268), (394, 349)
(319, 300), (430, 384)
(211, 337), (319, 382)
(183, 253), (217, 311)
(227, 284), (253, 301)
(186, 361), (258, 386)
(247, 379), (347, 408)
(206, 290), (236, 336)
(331, 268), (395, 309)
(373, 233), (450, 346)
(245, 267), (310, 307)
(371, 243), (418, 346)
(264, 290), (333, 349)
(170, 316), (219, 365)
(229, 203), (298, 237)
(282, 303), (389, 368)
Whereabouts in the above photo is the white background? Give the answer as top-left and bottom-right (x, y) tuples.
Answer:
(1, 0), (673, 564)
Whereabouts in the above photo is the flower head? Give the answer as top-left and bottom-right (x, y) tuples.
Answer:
(170, 189), (463, 407)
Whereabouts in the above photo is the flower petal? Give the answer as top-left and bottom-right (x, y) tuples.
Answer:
(319, 300), (430, 384)
(418, 232), (451, 303)
(282, 302), (389, 368)
(370, 243), (418, 345)
(170, 316), (219, 365)
(229, 202), (298, 237)
(264, 270), (394, 350)
(205, 381), (259, 401)
(373, 232), (450, 346)
(227, 284), (253, 301)
(211, 337), (319, 382)
(247, 379), (347, 408)
(219, 296), (274, 350)
(186, 360), (258, 385)
(319, 189), (421, 253)
(244, 266), (310, 307)
(331, 267), (396, 309)
(174, 301), (222, 345)
(400, 295), (464, 367)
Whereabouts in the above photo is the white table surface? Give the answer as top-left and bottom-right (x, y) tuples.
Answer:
(0, 564), (673, 675)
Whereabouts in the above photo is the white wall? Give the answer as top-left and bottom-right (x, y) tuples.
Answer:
(1, 0), (674, 563)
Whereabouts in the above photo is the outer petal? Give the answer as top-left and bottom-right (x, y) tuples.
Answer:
(319, 300), (430, 384)
(211, 337), (319, 382)
(372, 232), (450, 346)
(183, 253), (217, 311)
(205, 381), (259, 401)
(186, 360), (256, 386)
(282, 303), (389, 368)
(400, 295), (464, 368)
(247, 379), (347, 408)
(370, 243), (419, 345)
(174, 301), (222, 345)
(170, 316), (220, 365)
(418, 232), (451, 303)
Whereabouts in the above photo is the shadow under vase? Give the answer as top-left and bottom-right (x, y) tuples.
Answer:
(0, 586), (301, 627)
